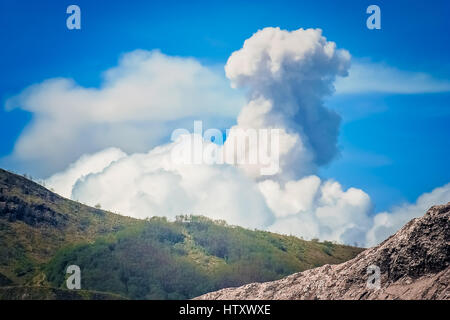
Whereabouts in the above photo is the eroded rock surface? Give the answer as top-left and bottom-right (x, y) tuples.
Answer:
(197, 203), (450, 300)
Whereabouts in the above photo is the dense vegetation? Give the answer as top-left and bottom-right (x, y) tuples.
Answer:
(0, 169), (363, 299)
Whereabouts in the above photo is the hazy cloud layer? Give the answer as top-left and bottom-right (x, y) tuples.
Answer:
(335, 61), (450, 94)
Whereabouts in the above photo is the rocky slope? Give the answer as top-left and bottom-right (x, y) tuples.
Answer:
(197, 203), (450, 300)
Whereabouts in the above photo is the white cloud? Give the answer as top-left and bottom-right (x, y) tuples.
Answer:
(366, 183), (450, 246)
(263, 178), (372, 245)
(51, 135), (275, 229)
(335, 61), (450, 94)
(46, 147), (126, 198)
(4, 50), (245, 176)
(258, 176), (321, 217)
(45, 141), (372, 244)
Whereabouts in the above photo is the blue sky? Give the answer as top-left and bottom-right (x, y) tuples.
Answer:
(1, 0), (449, 213)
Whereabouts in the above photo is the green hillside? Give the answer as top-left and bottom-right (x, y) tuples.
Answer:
(0, 168), (363, 299)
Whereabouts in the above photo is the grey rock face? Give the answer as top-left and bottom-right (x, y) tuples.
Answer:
(197, 203), (450, 300)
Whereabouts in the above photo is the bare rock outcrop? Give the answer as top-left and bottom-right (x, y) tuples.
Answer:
(197, 203), (450, 300)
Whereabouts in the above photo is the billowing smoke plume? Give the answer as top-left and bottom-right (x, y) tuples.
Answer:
(225, 27), (351, 179)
